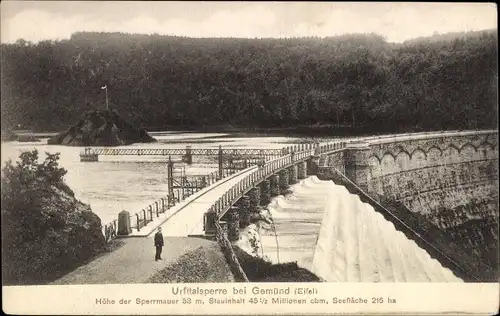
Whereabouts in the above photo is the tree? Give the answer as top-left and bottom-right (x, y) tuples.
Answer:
(1, 30), (497, 133)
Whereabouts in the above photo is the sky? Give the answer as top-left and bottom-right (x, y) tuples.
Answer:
(0, 2), (497, 44)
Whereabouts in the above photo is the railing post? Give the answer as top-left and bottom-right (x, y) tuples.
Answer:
(155, 202), (159, 217)
(136, 213), (140, 232)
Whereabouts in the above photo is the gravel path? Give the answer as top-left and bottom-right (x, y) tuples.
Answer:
(52, 237), (230, 284)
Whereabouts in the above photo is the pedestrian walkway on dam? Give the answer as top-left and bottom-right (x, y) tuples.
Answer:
(52, 237), (234, 284)
(52, 168), (259, 284)
(157, 167), (258, 236)
(126, 166), (258, 237)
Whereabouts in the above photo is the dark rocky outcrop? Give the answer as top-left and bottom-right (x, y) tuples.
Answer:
(2, 186), (106, 285)
(48, 109), (156, 146)
(2, 150), (107, 285)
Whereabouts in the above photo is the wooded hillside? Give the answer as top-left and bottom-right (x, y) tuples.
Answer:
(1, 30), (497, 133)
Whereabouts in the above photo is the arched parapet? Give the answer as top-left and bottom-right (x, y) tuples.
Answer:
(380, 152), (397, 174)
(442, 144), (461, 165)
(427, 146), (444, 165)
(458, 143), (480, 162)
(409, 148), (427, 169)
(367, 156), (383, 178)
(394, 150), (411, 172)
(332, 130), (497, 192)
(485, 133), (498, 146)
(478, 142), (497, 160)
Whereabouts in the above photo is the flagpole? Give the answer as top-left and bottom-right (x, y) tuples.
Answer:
(105, 86), (109, 110)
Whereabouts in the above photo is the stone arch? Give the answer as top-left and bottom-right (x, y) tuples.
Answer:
(395, 150), (411, 171)
(368, 156), (382, 178)
(380, 152), (397, 174)
(368, 154), (382, 165)
(427, 146), (443, 165)
(442, 144), (460, 164)
(381, 151), (397, 161)
(459, 143), (478, 153)
(478, 142), (497, 160)
(410, 148), (427, 169)
(459, 143), (478, 162)
(410, 147), (427, 159)
(427, 145), (443, 156)
(478, 142), (494, 150)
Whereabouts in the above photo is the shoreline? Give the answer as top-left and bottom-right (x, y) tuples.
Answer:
(2, 125), (478, 142)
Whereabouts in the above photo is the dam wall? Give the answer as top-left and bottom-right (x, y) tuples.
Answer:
(316, 130), (499, 281)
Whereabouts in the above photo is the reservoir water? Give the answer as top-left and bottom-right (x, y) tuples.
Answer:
(0, 132), (320, 225)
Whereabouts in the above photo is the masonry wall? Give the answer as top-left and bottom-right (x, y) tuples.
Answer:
(364, 133), (498, 266)
(323, 150), (345, 173)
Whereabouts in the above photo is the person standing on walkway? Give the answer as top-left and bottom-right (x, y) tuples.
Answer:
(154, 227), (164, 261)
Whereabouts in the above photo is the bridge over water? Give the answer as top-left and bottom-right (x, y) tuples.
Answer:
(87, 130), (498, 283)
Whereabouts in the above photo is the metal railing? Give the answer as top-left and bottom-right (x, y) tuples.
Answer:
(130, 169), (244, 233)
(103, 219), (118, 243)
(100, 167), (244, 242)
(82, 147), (285, 158)
(214, 220), (249, 282)
(208, 141), (348, 219)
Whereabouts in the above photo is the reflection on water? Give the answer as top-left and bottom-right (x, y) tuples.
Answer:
(0, 133), (311, 225)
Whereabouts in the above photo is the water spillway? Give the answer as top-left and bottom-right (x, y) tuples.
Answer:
(310, 180), (462, 282)
(250, 176), (463, 282)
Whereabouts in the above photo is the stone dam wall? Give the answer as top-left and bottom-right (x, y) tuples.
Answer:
(317, 130), (498, 280)
(366, 132), (498, 267)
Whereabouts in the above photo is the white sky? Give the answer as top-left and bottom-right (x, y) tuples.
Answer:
(0, 1), (497, 43)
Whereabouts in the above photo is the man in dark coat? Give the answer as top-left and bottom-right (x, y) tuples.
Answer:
(154, 227), (164, 261)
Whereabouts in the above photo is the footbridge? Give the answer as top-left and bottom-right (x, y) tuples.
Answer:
(100, 129), (498, 283)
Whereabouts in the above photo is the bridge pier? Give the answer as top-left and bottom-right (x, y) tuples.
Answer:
(288, 165), (298, 185)
(248, 187), (261, 215)
(279, 169), (289, 194)
(270, 174), (280, 196)
(260, 180), (271, 206)
(227, 207), (240, 241)
(343, 141), (371, 192)
(238, 196), (251, 227)
(219, 220), (228, 238)
(203, 209), (217, 236)
(307, 155), (320, 175)
(297, 161), (307, 179)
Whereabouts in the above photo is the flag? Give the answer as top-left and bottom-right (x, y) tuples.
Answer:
(101, 85), (107, 90)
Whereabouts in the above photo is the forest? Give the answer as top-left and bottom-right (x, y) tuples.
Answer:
(1, 30), (497, 133)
